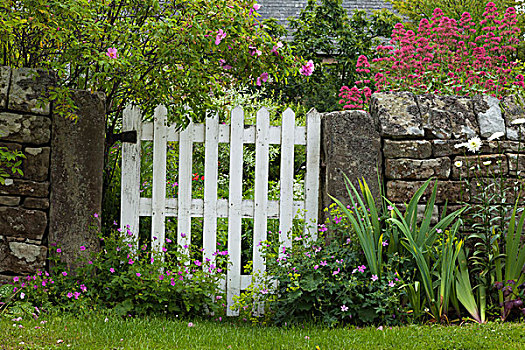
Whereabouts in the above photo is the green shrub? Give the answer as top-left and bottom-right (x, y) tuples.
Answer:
(1, 224), (228, 317)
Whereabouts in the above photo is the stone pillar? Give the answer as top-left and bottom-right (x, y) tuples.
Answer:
(49, 91), (105, 268)
(320, 110), (382, 223)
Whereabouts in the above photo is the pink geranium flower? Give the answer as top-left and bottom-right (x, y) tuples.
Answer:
(256, 72), (269, 86)
(215, 29), (226, 45)
(106, 47), (118, 59)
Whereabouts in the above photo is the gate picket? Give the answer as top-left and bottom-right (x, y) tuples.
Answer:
(121, 105), (320, 315)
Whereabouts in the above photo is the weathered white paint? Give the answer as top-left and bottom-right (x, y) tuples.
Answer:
(227, 106), (244, 316)
(178, 121), (193, 254)
(279, 108), (295, 255)
(253, 107), (270, 315)
(203, 113), (219, 263)
(151, 105), (168, 253)
(121, 105), (320, 315)
(304, 109), (321, 240)
(121, 105), (142, 248)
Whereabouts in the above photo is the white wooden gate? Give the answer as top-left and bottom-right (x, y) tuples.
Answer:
(120, 105), (321, 315)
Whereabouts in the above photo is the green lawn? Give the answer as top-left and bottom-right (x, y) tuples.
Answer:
(1, 314), (525, 349)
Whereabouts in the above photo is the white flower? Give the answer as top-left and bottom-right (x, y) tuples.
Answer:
(20, 292), (25, 299)
(454, 160), (463, 168)
(488, 131), (504, 141)
(466, 137), (482, 153)
(483, 161), (492, 166)
(511, 118), (525, 125)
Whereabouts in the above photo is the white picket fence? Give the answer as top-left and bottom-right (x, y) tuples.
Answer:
(120, 105), (321, 315)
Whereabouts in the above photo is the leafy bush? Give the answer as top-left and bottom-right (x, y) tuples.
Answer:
(264, 0), (399, 112)
(233, 209), (405, 327)
(0, 147), (25, 184)
(1, 223), (228, 318)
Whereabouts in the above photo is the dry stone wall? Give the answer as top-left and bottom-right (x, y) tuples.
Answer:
(0, 67), (54, 278)
(0, 67), (105, 281)
(321, 92), (524, 223)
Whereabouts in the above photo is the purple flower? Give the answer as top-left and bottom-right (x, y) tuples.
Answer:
(136, 273), (141, 277)
(62, 272), (67, 277)
(194, 260), (202, 267)
(215, 29), (226, 45)
(341, 305), (349, 312)
(371, 274), (378, 282)
(388, 281), (395, 287)
(80, 246), (86, 251)
(437, 229), (443, 233)
(94, 213), (99, 218)
(318, 224), (327, 232)
(333, 268), (340, 275)
(333, 216), (342, 224)
(387, 205), (395, 211)
(106, 47), (118, 59)
(181, 233), (187, 238)
(382, 240), (388, 247)
(110, 268), (115, 273)
(357, 265), (366, 273)
(320, 261), (328, 266)
(56, 248), (62, 253)
(256, 72), (269, 86)
(299, 60), (315, 76)
(67, 292), (73, 299)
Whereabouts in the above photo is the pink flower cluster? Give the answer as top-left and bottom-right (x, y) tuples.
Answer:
(339, 3), (523, 110)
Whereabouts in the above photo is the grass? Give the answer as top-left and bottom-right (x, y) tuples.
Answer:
(1, 314), (525, 349)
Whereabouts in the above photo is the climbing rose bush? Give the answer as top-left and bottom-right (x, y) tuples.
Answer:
(339, 3), (524, 110)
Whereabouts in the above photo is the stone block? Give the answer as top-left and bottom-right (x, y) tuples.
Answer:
(321, 110), (382, 213)
(386, 180), (468, 204)
(508, 154), (525, 176)
(0, 237), (47, 274)
(0, 66), (11, 110)
(465, 177), (524, 204)
(383, 140), (432, 159)
(22, 147), (50, 181)
(0, 113), (51, 144)
(451, 154), (508, 179)
(0, 206), (47, 240)
(433, 140), (468, 157)
(391, 203), (439, 224)
(501, 95), (525, 141)
(473, 94), (506, 138)
(8, 68), (55, 115)
(0, 179), (49, 197)
(49, 90), (104, 268)
(371, 92), (424, 138)
(0, 196), (20, 206)
(435, 138), (523, 156)
(385, 157), (451, 180)
(417, 95), (478, 139)
(22, 197), (49, 210)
